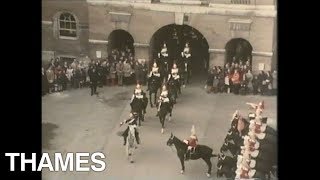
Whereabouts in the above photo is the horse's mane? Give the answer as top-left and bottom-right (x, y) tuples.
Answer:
(173, 136), (187, 149)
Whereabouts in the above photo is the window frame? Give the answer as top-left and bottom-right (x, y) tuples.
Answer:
(55, 12), (79, 40)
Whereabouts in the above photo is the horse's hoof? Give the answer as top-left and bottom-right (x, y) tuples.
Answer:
(161, 128), (164, 134)
(128, 153), (131, 156)
(206, 173), (211, 177)
(180, 170), (184, 174)
(130, 160), (134, 163)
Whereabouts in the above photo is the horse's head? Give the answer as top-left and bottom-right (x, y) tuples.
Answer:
(225, 130), (234, 141)
(217, 153), (226, 162)
(220, 141), (229, 153)
(166, 133), (174, 146)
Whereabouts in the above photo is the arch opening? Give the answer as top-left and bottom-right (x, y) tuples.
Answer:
(149, 24), (209, 78)
(107, 29), (135, 56)
(225, 38), (253, 66)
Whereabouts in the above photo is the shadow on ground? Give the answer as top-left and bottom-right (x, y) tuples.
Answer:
(42, 122), (58, 150)
(99, 91), (130, 107)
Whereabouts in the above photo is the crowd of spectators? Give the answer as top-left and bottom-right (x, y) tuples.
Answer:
(205, 59), (277, 96)
(42, 47), (148, 96)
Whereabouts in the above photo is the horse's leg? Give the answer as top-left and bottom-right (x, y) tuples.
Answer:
(154, 90), (157, 108)
(149, 92), (153, 108)
(138, 112), (141, 126)
(179, 156), (185, 174)
(202, 157), (212, 177)
(141, 110), (144, 122)
(160, 116), (164, 134)
(168, 107), (172, 121)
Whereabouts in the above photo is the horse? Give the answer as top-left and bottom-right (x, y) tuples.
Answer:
(217, 153), (237, 170)
(147, 75), (161, 108)
(130, 97), (145, 126)
(220, 141), (240, 157)
(159, 58), (170, 83)
(158, 100), (173, 134)
(216, 163), (236, 179)
(167, 78), (178, 104)
(126, 124), (137, 163)
(224, 129), (244, 147)
(166, 133), (218, 177)
(180, 58), (191, 87)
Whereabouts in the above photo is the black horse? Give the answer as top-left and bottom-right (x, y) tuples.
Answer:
(158, 100), (173, 134)
(224, 129), (244, 147)
(166, 133), (218, 177)
(216, 163), (236, 179)
(220, 141), (240, 157)
(180, 58), (191, 86)
(147, 75), (161, 107)
(167, 78), (178, 104)
(159, 59), (170, 83)
(130, 97), (147, 126)
(217, 153), (237, 170)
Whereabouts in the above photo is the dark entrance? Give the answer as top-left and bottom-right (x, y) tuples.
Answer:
(225, 38), (253, 66)
(107, 29), (135, 55)
(150, 24), (209, 77)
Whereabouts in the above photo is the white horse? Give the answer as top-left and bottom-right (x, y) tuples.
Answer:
(126, 125), (137, 163)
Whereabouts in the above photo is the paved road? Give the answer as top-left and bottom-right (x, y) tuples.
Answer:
(42, 84), (277, 180)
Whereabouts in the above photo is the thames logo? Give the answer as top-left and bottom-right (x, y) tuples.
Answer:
(5, 152), (106, 172)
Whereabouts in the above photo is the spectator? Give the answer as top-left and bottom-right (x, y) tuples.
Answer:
(123, 60), (133, 85)
(42, 67), (49, 96)
(272, 70), (277, 95)
(231, 69), (241, 94)
(265, 71), (273, 96)
(46, 66), (55, 93)
(224, 74), (230, 93)
(110, 62), (117, 86)
(205, 68), (215, 93)
(105, 61), (111, 86)
(66, 65), (73, 88)
(135, 61), (144, 85)
(252, 75), (259, 95)
(88, 66), (99, 96)
(116, 60), (124, 86)
(245, 69), (253, 93)
(73, 67), (81, 88)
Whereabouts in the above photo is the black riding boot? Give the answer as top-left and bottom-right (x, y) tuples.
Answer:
(185, 151), (190, 161)
(135, 130), (140, 144)
(123, 136), (127, 146)
(122, 128), (129, 145)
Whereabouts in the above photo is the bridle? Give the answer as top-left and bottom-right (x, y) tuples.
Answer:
(168, 135), (176, 153)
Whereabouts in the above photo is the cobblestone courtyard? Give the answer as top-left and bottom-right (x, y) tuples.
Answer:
(42, 83), (277, 180)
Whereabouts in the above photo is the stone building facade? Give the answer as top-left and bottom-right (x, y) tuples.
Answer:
(42, 0), (277, 74)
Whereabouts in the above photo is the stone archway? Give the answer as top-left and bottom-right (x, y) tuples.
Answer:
(107, 29), (135, 56)
(225, 38), (253, 66)
(149, 24), (209, 76)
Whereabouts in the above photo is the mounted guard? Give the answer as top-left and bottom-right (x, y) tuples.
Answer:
(183, 125), (198, 160)
(181, 42), (192, 85)
(147, 62), (161, 107)
(168, 63), (181, 95)
(156, 85), (171, 116)
(120, 112), (140, 146)
(130, 84), (148, 125)
(158, 42), (170, 81)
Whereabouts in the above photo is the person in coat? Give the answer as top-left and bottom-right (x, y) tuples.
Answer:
(116, 60), (124, 86)
(88, 66), (99, 96)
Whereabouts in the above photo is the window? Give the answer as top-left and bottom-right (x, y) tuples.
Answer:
(59, 13), (77, 38)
